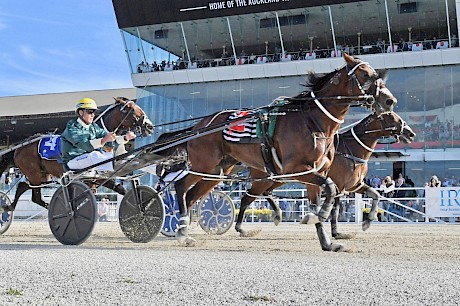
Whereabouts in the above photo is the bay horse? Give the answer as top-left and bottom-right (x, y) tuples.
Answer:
(238, 111), (415, 250)
(171, 53), (396, 249)
(0, 97), (154, 212)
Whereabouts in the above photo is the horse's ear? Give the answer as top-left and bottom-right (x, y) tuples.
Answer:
(114, 97), (129, 105)
(342, 52), (355, 65)
(377, 69), (389, 82)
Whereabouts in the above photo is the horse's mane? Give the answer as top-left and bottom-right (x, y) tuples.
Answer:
(287, 69), (339, 103)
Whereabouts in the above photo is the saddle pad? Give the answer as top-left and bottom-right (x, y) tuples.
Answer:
(38, 135), (62, 161)
(223, 111), (261, 144)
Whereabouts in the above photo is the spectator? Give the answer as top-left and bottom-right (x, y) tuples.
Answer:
(380, 176), (395, 197)
(281, 200), (293, 221)
(451, 34), (458, 47)
(431, 37), (437, 49)
(397, 173), (405, 184)
(380, 176), (395, 215)
(442, 177), (451, 187)
(429, 175), (441, 187)
(98, 196), (109, 222)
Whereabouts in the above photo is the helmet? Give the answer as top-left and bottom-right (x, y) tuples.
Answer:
(75, 98), (98, 114)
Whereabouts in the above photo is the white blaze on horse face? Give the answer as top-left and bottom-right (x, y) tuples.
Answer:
(145, 117), (153, 127)
(380, 87), (395, 101)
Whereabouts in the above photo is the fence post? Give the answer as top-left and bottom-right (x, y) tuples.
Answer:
(355, 193), (363, 224)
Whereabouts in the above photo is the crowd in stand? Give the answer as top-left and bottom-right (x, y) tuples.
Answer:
(136, 34), (459, 73)
(411, 120), (460, 143)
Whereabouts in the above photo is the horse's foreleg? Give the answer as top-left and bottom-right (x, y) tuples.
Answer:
(330, 197), (340, 237)
(235, 180), (275, 237)
(235, 192), (259, 237)
(330, 198), (356, 239)
(7, 182), (31, 211)
(301, 177), (337, 224)
(317, 177), (338, 221)
(31, 188), (48, 209)
(315, 222), (345, 252)
(174, 174), (203, 245)
(266, 195), (282, 226)
(362, 185), (380, 231)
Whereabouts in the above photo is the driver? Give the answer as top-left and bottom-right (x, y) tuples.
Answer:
(60, 98), (136, 172)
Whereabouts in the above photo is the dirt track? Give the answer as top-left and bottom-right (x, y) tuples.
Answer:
(1, 221), (459, 305)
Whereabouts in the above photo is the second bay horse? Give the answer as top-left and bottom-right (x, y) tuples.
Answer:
(239, 111), (415, 249)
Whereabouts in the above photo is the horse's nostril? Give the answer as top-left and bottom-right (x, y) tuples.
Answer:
(386, 99), (395, 106)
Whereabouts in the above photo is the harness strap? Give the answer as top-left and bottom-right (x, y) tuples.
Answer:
(346, 181), (366, 193)
(267, 156), (329, 180)
(347, 62), (370, 76)
(335, 151), (368, 164)
(311, 92), (344, 124)
(351, 126), (373, 152)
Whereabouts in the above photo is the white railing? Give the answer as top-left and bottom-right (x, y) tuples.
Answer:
(5, 186), (458, 224)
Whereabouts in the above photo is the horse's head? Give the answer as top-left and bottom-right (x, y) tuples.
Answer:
(358, 111), (415, 144)
(95, 97), (154, 136)
(343, 53), (397, 114)
(372, 74), (397, 115)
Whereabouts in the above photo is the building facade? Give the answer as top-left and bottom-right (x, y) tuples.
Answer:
(112, 0), (460, 187)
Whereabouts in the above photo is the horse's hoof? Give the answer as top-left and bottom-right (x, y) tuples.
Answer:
(322, 243), (346, 252)
(114, 184), (127, 195)
(239, 229), (261, 237)
(300, 213), (319, 225)
(362, 220), (371, 231)
(273, 216), (281, 226)
(185, 237), (197, 247)
(175, 231), (189, 244)
(333, 232), (356, 240)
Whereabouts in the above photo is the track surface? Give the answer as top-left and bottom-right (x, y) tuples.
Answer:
(1, 221), (459, 305)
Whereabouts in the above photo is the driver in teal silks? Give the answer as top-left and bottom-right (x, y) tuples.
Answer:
(61, 98), (136, 172)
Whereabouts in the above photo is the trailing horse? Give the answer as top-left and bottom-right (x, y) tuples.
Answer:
(239, 111), (415, 248)
(0, 97), (154, 212)
(169, 53), (396, 250)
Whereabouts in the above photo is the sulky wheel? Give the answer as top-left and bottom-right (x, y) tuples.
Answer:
(48, 182), (97, 245)
(161, 188), (180, 237)
(0, 192), (14, 235)
(119, 185), (165, 243)
(198, 190), (235, 235)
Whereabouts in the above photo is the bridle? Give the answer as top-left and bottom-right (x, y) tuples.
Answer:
(118, 100), (149, 134)
(346, 61), (380, 107)
(95, 100), (151, 135)
(350, 113), (407, 152)
(309, 61), (381, 124)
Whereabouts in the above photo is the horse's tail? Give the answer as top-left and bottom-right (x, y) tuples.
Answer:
(0, 150), (15, 176)
(154, 127), (192, 157)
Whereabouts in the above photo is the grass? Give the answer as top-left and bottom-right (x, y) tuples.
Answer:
(243, 294), (273, 302)
(6, 288), (23, 296)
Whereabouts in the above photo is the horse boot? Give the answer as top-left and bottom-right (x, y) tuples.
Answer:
(316, 177), (338, 222)
(175, 213), (196, 246)
(315, 223), (344, 252)
(301, 178), (337, 225)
